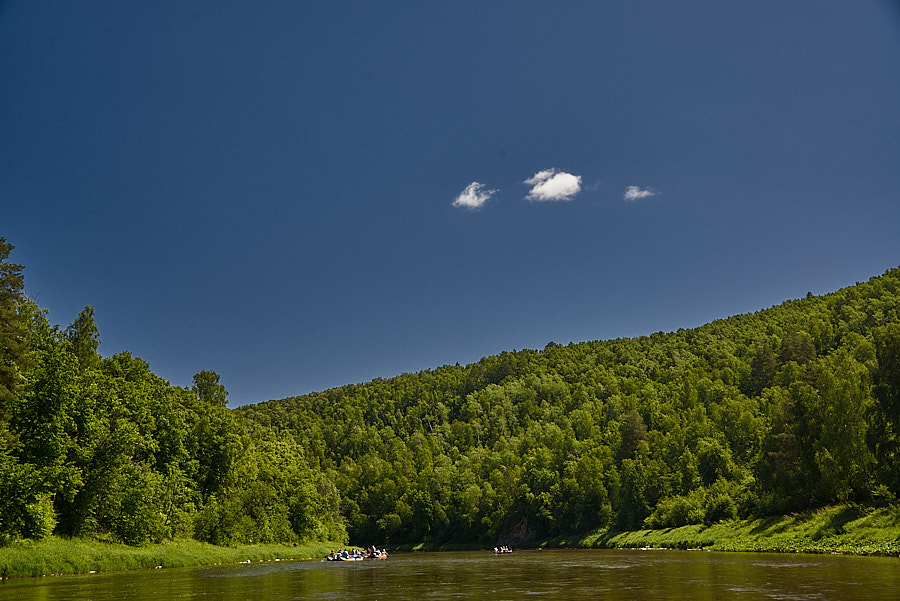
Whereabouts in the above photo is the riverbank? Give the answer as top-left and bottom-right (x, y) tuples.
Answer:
(0, 538), (341, 579)
(543, 505), (900, 556)
(396, 505), (900, 556)
(4, 505), (898, 578)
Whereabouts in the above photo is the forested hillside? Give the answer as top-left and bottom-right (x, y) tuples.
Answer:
(240, 267), (900, 546)
(3, 233), (900, 550)
(0, 239), (346, 546)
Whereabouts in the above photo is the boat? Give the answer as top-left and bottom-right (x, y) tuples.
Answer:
(326, 547), (388, 561)
(325, 550), (364, 561)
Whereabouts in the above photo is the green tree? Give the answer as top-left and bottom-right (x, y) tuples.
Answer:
(193, 370), (228, 407)
(64, 306), (100, 369)
(779, 330), (816, 365)
(695, 437), (735, 486)
(192, 405), (242, 499)
(809, 348), (874, 503)
(0, 238), (31, 538)
(618, 410), (647, 459)
(756, 386), (810, 512)
(749, 344), (776, 396)
(0, 237), (26, 408)
(617, 453), (651, 529)
(872, 324), (900, 495)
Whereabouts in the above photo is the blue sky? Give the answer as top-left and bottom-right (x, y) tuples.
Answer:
(3, 1), (900, 406)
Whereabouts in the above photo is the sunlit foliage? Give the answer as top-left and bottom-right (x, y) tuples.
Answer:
(2, 235), (899, 548)
(241, 268), (900, 545)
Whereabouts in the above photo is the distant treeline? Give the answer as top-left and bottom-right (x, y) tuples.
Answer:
(2, 234), (900, 548)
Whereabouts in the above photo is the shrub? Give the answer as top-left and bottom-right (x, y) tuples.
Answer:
(704, 493), (737, 524)
(23, 493), (57, 540)
(645, 493), (704, 528)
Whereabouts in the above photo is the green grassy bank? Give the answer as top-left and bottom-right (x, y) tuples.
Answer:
(0, 538), (341, 580)
(4, 505), (899, 579)
(542, 505), (900, 556)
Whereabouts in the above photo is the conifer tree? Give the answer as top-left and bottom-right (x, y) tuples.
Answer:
(0, 237), (26, 409)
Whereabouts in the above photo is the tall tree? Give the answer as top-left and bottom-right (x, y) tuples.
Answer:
(749, 344), (776, 396)
(193, 370), (228, 407)
(809, 349), (874, 503)
(618, 410), (647, 459)
(64, 306), (100, 369)
(0, 237), (27, 408)
(779, 330), (816, 365)
(872, 324), (900, 494)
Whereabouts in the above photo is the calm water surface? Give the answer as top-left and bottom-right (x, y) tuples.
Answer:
(2, 550), (898, 600)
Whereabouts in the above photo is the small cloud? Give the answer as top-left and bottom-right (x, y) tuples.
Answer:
(524, 169), (582, 202)
(624, 185), (658, 202)
(452, 182), (497, 210)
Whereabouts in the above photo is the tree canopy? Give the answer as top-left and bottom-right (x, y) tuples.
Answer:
(240, 267), (900, 545)
(2, 235), (899, 548)
(0, 240), (345, 545)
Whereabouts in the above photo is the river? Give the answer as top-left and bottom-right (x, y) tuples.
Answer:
(1, 549), (898, 600)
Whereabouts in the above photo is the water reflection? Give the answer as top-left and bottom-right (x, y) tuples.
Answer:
(1, 550), (898, 600)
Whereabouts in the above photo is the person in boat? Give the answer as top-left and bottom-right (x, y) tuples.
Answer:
(360, 546), (386, 559)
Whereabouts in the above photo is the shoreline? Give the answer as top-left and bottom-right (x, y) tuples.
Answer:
(0, 538), (341, 580)
(399, 505), (900, 558)
(540, 505), (900, 557)
(3, 505), (899, 579)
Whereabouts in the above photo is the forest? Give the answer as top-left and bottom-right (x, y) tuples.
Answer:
(2, 235), (900, 548)
(0, 239), (346, 546)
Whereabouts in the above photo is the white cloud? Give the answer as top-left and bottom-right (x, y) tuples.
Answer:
(624, 185), (658, 202)
(524, 169), (582, 202)
(452, 181), (497, 209)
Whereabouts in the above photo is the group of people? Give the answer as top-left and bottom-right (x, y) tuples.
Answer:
(492, 545), (513, 554)
(325, 547), (389, 561)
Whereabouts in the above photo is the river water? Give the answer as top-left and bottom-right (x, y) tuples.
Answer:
(1, 549), (898, 600)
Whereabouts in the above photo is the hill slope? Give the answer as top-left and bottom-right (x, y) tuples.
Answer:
(239, 267), (900, 546)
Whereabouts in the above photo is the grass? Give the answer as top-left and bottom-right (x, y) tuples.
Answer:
(5, 504), (898, 578)
(0, 538), (342, 580)
(535, 504), (900, 556)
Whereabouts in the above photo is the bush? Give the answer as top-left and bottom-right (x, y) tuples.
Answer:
(106, 466), (167, 545)
(704, 493), (737, 524)
(645, 493), (704, 528)
(23, 493), (57, 540)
